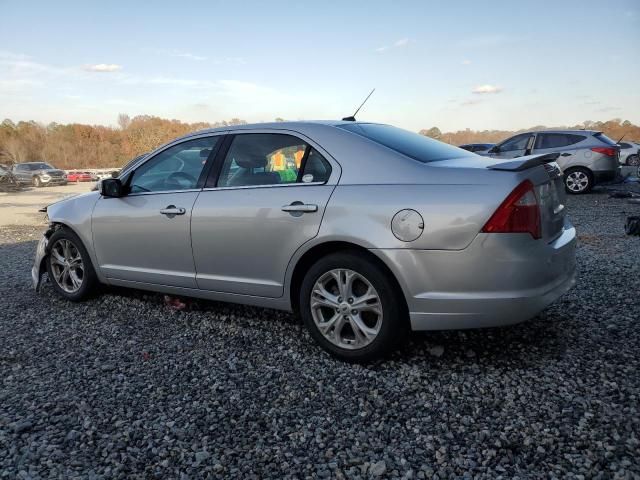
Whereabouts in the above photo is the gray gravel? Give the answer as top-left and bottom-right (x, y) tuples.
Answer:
(1, 190), (639, 479)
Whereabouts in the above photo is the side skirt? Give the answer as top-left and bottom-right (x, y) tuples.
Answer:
(107, 278), (292, 312)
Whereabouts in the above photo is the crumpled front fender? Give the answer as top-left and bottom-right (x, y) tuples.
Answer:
(31, 224), (57, 291)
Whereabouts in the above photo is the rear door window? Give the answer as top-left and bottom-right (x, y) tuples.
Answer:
(593, 132), (617, 146)
(338, 123), (473, 163)
(215, 133), (332, 188)
(535, 133), (585, 149)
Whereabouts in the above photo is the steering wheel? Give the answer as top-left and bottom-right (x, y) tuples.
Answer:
(166, 171), (197, 189)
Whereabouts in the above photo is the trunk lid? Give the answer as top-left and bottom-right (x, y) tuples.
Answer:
(536, 163), (566, 242)
(429, 153), (566, 243)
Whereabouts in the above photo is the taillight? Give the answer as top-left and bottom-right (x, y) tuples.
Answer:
(591, 147), (617, 156)
(481, 180), (541, 239)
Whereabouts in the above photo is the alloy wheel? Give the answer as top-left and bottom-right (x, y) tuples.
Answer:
(628, 155), (640, 167)
(566, 171), (589, 193)
(310, 269), (383, 350)
(49, 239), (85, 293)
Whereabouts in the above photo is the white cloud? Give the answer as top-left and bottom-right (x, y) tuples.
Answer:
(171, 51), (207, 61)
(597, 106), (621, 113)
(461, 59), (472, 65)
(472, 84), (503, 94)
(144, 48), (245, 65)
(83, 64), (123, 73)
(461, 98), (482, 106)
(0, 50), (31, 61)
(376, 38), (410, 53)
(146, 76), (214, 87)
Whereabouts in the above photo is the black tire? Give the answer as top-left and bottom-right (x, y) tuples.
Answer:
(564, 167), (593, 194)
(45, 227), (98, 301)
(299, 251), (407, 362)
(33, 176), (41, 187)
(627, 154), (640, 167)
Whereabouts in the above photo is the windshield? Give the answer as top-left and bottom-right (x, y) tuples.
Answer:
(27, 162), (54, 170)
(338, 123), (474, 163)
(120, 154), (148, 175)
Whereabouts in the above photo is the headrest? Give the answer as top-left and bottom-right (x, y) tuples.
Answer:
(235, 155), (266, 169)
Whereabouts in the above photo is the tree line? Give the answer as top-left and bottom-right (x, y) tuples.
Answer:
(1, 115), (638, 169)
(0, 115), (247, 169)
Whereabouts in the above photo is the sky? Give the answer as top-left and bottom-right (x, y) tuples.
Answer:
(1, 0), (639, 132)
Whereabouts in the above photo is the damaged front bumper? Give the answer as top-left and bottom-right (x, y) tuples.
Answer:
(32, 233), (49, 291)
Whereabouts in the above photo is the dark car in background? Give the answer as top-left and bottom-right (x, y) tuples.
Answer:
(12, 162), (68, 187)
(486, 130), (620, 194)
(459, 143), (495, 155)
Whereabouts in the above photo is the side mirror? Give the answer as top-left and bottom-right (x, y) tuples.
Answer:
(101, 178), (125, 198)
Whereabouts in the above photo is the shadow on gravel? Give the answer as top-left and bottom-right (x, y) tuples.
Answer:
(1, 236), (569, 370)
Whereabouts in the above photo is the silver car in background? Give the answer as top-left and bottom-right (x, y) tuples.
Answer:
(12, 162), (68, 187)
(618, 141), (640, 166)
(487, 130), (620, 194)
(32, 121), (576, 361)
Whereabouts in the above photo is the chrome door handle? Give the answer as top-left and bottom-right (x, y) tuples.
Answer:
(160, 205), (186, 216)
(281, 203), (318, 213)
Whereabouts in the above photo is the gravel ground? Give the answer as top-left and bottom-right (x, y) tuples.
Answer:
(1, 189), (639, 479)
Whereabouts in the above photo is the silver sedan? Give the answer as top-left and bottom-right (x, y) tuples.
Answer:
(32, 121), (576, 361)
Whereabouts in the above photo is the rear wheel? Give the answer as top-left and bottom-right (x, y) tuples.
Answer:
(46, 228), (98, 301)
(564, 167), (592, 194)
(299, 251), (406, 362)
(627, 154), (640, 167)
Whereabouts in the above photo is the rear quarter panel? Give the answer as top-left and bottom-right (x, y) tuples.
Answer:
(318, 182), (511, 250)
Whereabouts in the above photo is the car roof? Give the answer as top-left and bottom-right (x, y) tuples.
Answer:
(177, 120), (368, 141)
(521, 129), (600, 135)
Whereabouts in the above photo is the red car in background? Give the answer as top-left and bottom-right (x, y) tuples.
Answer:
(66, 171), (94, 182)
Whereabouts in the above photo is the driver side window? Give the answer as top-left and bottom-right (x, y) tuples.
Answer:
(130, 137), (219, 193)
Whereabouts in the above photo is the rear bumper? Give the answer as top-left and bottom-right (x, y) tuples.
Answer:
(372, 222), (577, 330)
(593, 169), (619, 184)
(591, 155), (620, 184)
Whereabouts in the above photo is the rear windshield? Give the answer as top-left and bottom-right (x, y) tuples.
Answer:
(593, 132), (617, 146)
(338, 123), (474, 163)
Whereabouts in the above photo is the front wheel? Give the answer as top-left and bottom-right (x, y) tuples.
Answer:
(299, 251), (407, 362)
(627, 154), (640, 167)
(46, 228), (98, 301)
(564, 167), (593, 194)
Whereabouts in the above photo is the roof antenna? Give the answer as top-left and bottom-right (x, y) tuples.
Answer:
(342, 88), (375, 122)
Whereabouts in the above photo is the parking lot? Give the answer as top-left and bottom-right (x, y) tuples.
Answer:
(1, 185), (639, 478)
(0, 183), (92, 228)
